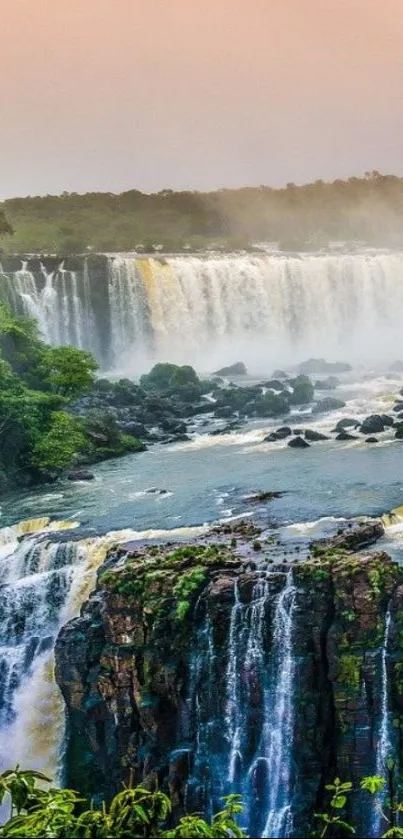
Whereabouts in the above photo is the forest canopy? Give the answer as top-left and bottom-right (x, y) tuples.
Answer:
(2, 171), (403, 254)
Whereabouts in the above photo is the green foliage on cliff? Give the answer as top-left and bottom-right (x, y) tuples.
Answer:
(0, 303), (144, 492)
(4, 172), (403, 253)
(0, 209), (12, 239)
(0, 769), (246, 838)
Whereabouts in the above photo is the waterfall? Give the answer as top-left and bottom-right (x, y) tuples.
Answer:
(262, 571), (297, 839)
(2, 251), (403, 371)
(0, 520), (118, 780)
(371, 610), (394, 838)
(187, 571), (297, 838)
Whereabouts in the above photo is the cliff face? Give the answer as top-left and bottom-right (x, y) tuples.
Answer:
(55, 524), (403, 836)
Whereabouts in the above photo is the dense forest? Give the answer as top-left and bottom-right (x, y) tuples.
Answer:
(2, 171), (403, 254)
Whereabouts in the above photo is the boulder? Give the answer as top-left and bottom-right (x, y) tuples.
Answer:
(336, 431), (357, 440)
(365, 437), (378, 443)
(263, 433), (278, 442)
(381, 414), (394, 427)
(359, 415), (386, 434)
(298, 358), (352, 375)
(395, 423), (403, 440)
(334, 418), (360, 431)
(275, 426), (292, 438)
(304, 429), (329, 442)
(288, 436), (310, 449)
(213, 362), (247, 377)
(67, 470), (95, 481)
(289, 375), (314, 405)
(393, 402), (403, 412)
(314, 376), (340, 390)
(312, 397), (346, 414)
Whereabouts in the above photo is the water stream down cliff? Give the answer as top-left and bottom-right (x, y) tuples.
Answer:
(2, 251), (403, 371)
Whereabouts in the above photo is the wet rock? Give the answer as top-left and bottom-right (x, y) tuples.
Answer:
(304, 429), (329, 442)
(213, 362), (247, 376)
(395, 422), (403, 439)
(334, 418), (360, 431)
(263, 433), (278, 442)
(380, 414), (394, 427)
(288, 436), (310, 448)
(314, 376), (340, 389)
(335, 431), (357, 440)
(365, 437), (378, 443)
(67, 470), (95, 481)
(312, 397), (346, 414)
(393, 402), (403, 412)
(359, 414), (387, 434)
(214, 405), (234, 419)
(298, 358), (352, 375)
(275, 426), (292, 438)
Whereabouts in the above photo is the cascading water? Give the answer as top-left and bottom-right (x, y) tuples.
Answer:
(186, 571), (298, 839)
(0, 519), (118, 779)
(2, 251), (403, 371)
(371, 610), (395, 838)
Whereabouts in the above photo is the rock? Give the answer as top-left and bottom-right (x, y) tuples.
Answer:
(275, 426), (292, 438)
(381, 414), (394, 427)
(334, 418), (360, 431)
(292, 428), (304, 435)
(263, 433), (278, 442)
(304, 429), (329, 441)
(365, 437), (378, 443)
(262, 379), (286, 391)
(289, 375), (314, 405)
(67, 470), (95, 481)
(244, 491), (283, 503)
(393, 402), (403, 412)
(312, 397), (346, 414)
(336, 431), (357, 440)
(314, 376), (340, 390)
(395, 423), (403, 439)
(214, 406), (234, 419)
(288, 436), (310, 448)
(359, 415), (386, 434)
(298, 358), (352, 375)
(213, 362), (247, 377)
(311, 520), (384, 553)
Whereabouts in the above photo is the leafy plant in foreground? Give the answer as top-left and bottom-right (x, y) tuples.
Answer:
(0, 768), (247, 838)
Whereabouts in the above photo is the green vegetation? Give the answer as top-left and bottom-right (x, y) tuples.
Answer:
(0, 303), (145, 493)
(4, 172), (403, 254)
(0, 768), (246, 838)
(0, 209), (12, 238)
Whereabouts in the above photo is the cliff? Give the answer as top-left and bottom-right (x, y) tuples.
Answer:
(55, 521), (403, 836)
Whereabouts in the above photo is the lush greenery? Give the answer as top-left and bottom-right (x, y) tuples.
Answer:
(0, 209), (12, 238)
(0, 303), (145, 492)
(0, 769), (245, 838)
(2, 768), (403, 837)
(3, 172), (403, 253)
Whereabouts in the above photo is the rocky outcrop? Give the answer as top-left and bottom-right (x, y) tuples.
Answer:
(55, 524), (403, 837)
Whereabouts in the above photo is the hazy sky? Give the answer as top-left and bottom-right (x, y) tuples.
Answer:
(2, 0), (403, 198)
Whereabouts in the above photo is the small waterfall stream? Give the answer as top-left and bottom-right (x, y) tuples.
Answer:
(371, 610), (394, 838)
(186, 570), (298, 839)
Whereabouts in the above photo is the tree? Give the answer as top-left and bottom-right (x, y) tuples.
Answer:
(0, 209), (12, 237)
(31, 411), (86, 471)
(42, 345), (98, 398)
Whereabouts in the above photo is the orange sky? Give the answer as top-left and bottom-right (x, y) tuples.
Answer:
(2, 0), (403, 197)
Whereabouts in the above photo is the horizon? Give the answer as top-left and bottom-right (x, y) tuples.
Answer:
(1, 169), (397, 203)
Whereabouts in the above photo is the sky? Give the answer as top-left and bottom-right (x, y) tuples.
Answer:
(2, 0), (403, 198)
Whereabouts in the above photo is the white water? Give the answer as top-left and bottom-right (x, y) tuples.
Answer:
(263, 572), (296, 839)
(0, 519), (206, 782)
(371, 611), (394, 838)
(3, 252), (403, 371)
